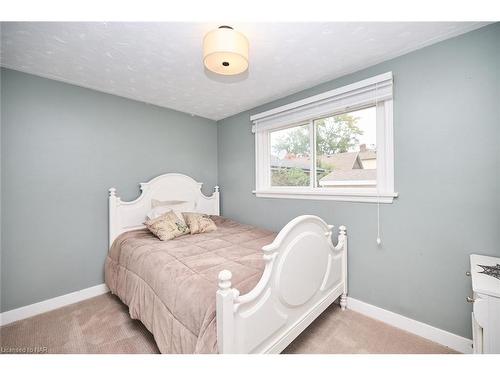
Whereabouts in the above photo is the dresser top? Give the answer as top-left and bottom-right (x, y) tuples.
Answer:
(470, 254), (500, 298)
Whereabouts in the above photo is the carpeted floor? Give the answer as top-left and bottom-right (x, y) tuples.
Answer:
(0, 293), (457, 354)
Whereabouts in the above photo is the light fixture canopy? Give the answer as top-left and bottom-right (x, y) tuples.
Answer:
(203, 26), (249, 76)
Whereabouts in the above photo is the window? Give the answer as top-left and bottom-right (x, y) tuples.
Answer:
(270, 124), (310, 187)
(252, 72), (397, 203)
(315, 106), (377, 188)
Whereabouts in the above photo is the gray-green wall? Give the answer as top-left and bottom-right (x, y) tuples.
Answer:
(0, 68), (218, 312)
(1, 24), (499, 339)
(217, 23), (500, 338)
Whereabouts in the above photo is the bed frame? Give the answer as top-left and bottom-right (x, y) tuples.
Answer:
(109, 173), (348, 354)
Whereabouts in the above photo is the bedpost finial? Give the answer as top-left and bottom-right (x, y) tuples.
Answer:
(325, 224), (334, 238)
(218, 270), (232, 290)
(214, 186), (220, 193)
(109, 188), (116, 197)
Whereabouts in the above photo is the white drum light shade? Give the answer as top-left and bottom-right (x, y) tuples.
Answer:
(203, 26), (249, 75)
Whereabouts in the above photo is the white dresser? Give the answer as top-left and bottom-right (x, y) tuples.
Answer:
(469, 254), (500, 354)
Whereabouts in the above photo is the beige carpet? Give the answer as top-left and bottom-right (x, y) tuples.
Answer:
(0, 293), (456, 354)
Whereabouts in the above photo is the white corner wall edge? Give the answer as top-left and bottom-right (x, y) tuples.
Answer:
(347, 297), (473, 354)
(0, 284), (109, 327)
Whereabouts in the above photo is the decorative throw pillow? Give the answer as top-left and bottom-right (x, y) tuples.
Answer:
(182, 212), (217, 234)
(144, 211), (190, 241)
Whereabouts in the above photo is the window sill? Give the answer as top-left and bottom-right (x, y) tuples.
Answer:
(253, 189), (398, 203)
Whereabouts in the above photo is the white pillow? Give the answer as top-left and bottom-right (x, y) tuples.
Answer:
(146, 200), (195, 220)
(151, 199), (190, 209)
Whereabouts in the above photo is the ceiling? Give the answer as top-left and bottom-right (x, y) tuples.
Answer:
(0, 22), (488, 120)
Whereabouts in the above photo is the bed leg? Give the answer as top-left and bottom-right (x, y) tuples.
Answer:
(340, 293), (347, 311)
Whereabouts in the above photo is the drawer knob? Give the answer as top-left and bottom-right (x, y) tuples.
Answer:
(466, 271), (471, 276)
(466, 296), (475, 303)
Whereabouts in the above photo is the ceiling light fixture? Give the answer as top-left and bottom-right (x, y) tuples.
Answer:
(203, 26), (249, 76)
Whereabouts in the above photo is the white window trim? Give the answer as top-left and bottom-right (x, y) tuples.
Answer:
(251, 72), (398, 204)
(319, 180), (377, 187)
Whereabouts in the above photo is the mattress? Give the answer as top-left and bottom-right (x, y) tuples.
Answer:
(104, 215), (276, 353)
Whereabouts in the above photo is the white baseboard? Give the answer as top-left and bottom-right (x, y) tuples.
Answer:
(0, 285), (472, 354)
(0, 284), (109, 327)
(347, 297), (472, 354)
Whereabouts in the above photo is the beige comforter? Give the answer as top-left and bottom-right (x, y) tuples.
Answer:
(105, 216), (276, 353)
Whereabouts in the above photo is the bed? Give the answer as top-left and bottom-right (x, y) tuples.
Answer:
(105, 173), (348, 354)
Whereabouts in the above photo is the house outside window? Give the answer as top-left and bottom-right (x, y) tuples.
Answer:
(251, 72), (397, 203)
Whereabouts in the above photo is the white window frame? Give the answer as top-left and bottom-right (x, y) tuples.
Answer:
(251, 72), (397, 203)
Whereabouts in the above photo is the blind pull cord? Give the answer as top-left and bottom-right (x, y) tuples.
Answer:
(375, 82), (382, 246)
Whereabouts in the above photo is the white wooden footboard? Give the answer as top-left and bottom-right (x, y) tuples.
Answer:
(216, 215), (347, 354)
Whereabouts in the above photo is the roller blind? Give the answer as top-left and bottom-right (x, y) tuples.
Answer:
(251, 72), (393, 133)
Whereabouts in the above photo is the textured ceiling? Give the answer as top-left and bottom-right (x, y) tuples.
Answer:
(0, 22), (488, 120)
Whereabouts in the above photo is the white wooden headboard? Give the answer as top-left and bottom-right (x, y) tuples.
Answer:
(108, 173), (219, 246)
